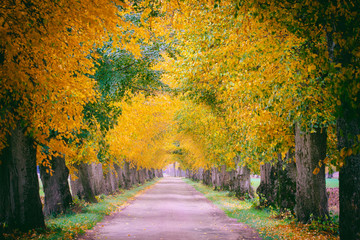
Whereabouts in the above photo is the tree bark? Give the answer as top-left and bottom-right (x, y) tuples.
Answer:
(137, 168), (145, 184)
(155, 169), (163, 178)
(277, 152), (297, 211)
(188, 168), (203, 181)
(324, 25), (360, 239)
(202, 169), (212, 186)
(77, 163), (97, 203)
(40, 155), (72, 216)
(295, 123), (328, 223)
(104, 168), (117, 194)
(0, 146), (10, 232)
(133, 166), (140, 184)
(92, 163), (105, 195)
(145, 169), (151, 180)
(124, 162), (137, 187)
(0, 125), (45, 230)
(257, 162), (277, 207)
(234, 165), (254, 199)
(211, 167), (221, 190)
(257, 154), (296, 211)
(220, 165), (230, 190)
(337, 106), (360, 240)
(173, 162), (176, 177)
(114, 164), (126, 189)
(123, 161), (132, 189)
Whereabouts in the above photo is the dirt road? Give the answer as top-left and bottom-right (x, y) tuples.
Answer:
(81, 177), (261, 240)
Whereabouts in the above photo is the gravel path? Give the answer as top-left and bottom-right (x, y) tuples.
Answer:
(80, 177), (261, 240)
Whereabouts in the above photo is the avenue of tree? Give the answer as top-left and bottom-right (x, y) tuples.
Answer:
(0, 1), (359, 240)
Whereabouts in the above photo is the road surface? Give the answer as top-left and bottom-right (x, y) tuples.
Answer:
(80, 177), (261, 240)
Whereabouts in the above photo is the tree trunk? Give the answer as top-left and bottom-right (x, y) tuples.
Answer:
(202, 169), (212, 186)
(277, 153), (297, 212)
(77, 163), (97, 203)
(257, 154), (296, 211)
(234, 165), (254, 199)
(129, 164), (137, 185)
(186, 169), (190, 178)
(219, 165), (230, 190)
(40, 155), (72, 216)
(228, 169), (236, 192)
(149, 168), (155, 179)
(104, 168), (117, 194)
(92, 163), (105, 195)
(145, 169), (151, 180)
(123, 161), (132, 189)
(155, 169), (163, 178)
(0, 146), (10, 232)
(325, 27), (360, 239)
(257, 162), (277, 207)
(337, 107), (360, 240)
(0, 125), (45, 230)
(114, 164), (126, 189)
(295, 123), (328, 223)
(211, 167), (221, 190)
(138, 168), (145, 184)
(188, 168), (202, 181)
(133, 167), (140, 184)
(177, 167), (183, 177)
(123, 162), (138, 188)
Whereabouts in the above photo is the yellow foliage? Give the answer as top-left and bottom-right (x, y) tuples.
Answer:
(0, 0), (149, 163)
(148, 0), (339, 170)
(106, 92), (181, 169)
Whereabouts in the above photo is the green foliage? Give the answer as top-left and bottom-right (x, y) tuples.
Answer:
(78, 13), (169, 165)
(84, 39), (166, 132)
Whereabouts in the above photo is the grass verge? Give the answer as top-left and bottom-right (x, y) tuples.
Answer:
(3, 179), (159, 240)
(184, 178), (339, 240)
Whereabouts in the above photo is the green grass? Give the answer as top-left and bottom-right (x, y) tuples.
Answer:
(38, 176), (45, 197)
(251, 178), (261, 190)
(326, 178), (339, 188)
(4, 179), (159, 240)
(185, 178), (338, 240)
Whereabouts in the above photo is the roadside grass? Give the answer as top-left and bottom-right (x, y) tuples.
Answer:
(185, 179), (339, 240)
(3, 179), (159, 240)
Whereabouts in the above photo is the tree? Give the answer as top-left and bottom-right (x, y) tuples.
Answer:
(257, 153), (296, 211)
(0, 0), (139, 230)
(0, 126), (44, 230)
(235, 0), (359, 236)
(295, 125), (329, 222)
(40, 155), (72, 216)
